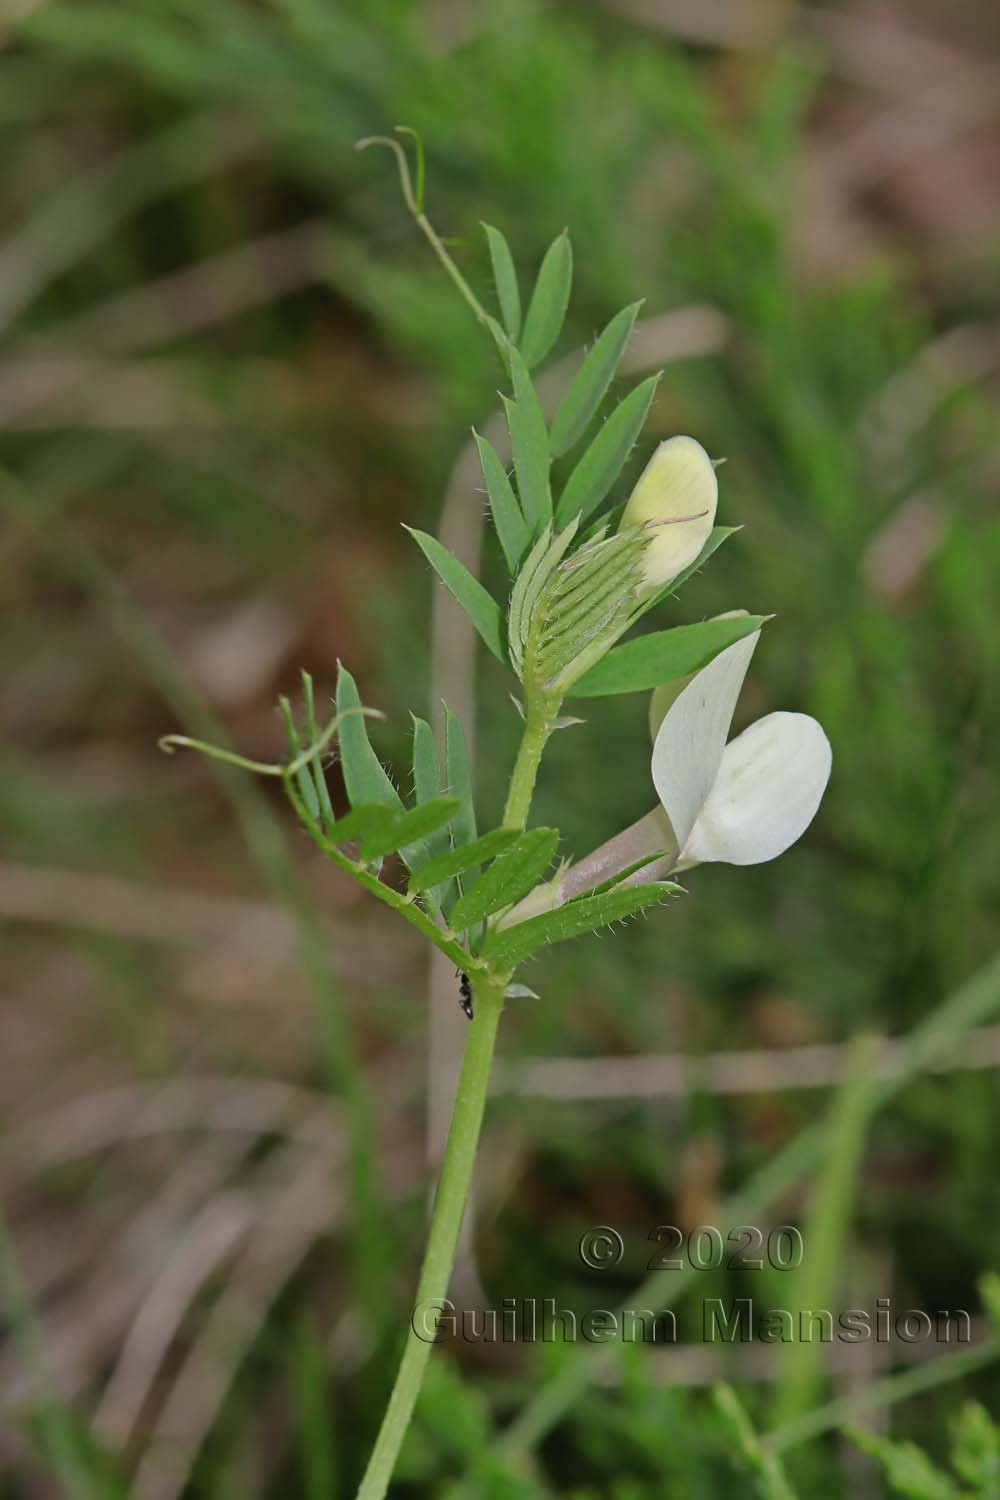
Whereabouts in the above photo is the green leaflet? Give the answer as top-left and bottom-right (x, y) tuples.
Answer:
(411, 714), (439, 810)
(444, 708), (478, 914)
(583, 849), (676, 899)
(408, 827), (521, 896)
(356, 797), (458, 860)
(323, 801), (397, 852)
(554, 373), (660, 528)
(450, 828), (558, 931)
(483, 883), (676, 969)
(324, 798), (457, 861)
(405, 527), (506, 663)
(335, 665), (401, 811)
(473, 431), (529, 574)
(549, 302), (642, 458)
(505, 346), (552, 534)
(299, 671), (335, 828)
(520, 230), (572, 369)
(278, 694), (320, 821)
(482, 222), (521, 341)
(570, 614), (768, 698)
(645, 525), (740, 607)
(410, 713), (452, 910)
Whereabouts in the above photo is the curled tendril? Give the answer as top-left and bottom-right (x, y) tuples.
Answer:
(158, 706), (383, 777)
(355, 128), (425, 216)
(392, 126), (425, 213)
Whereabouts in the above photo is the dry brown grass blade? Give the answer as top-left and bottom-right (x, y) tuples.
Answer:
(0, 861), (413, 990)
(493, 1025), (1000, 1101)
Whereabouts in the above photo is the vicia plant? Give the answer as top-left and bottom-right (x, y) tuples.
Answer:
(161, 134), (832, 1500)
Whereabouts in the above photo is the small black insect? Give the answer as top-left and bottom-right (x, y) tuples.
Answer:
(457, 971), (474, 1021)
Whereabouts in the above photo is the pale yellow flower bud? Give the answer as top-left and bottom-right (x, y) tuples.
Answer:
(619, 434), (718, 590)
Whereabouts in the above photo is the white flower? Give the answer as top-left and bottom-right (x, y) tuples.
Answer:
(651, 627), (831, 868)
(619, 434), (718, 590)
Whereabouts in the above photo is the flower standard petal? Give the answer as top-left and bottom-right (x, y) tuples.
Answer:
(650, 628), (760, 852)
(647, 610), (754, 741)
(619, 435), (718, 590)
(680, 711), (832, 867)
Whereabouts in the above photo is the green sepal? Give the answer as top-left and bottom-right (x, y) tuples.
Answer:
(507, 518), (579, 680)
(533, 528), (646, 685)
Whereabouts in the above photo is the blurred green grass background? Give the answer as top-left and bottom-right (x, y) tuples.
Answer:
(1, 1), (999, 1495)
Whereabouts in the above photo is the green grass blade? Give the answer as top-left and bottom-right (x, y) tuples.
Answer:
(334, 664), (401, 810)
(766, 1328), (1000, 1456)
(470, 957), (1000, 1479)
(405, 527), (506, 663)
(505, 346), (552, 534)
(714, 1386), (797, 1500)
(520, 230), (572, 368)
(570, 614), (768, 697)
(407, 827), (522, 895)
(290, 1321), (339, 1500)
(473, 430), (529, 574)
(450, 828), (558, 931)
(554, 373), (660, 528)
(770, 1032), (879, 1431)
(483, 883), (675, 969)
(482, 222), (521, 341)
(549, 302), (642, 458)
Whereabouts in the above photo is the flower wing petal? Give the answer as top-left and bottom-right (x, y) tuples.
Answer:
(681, 711), (831, 866)
(650, 628), (760, 851)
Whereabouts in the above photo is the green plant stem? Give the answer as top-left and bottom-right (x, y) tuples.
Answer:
(415, 211), (492, 331)
(355, 976), (505, 1500)
(502, 697), (558, 831)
